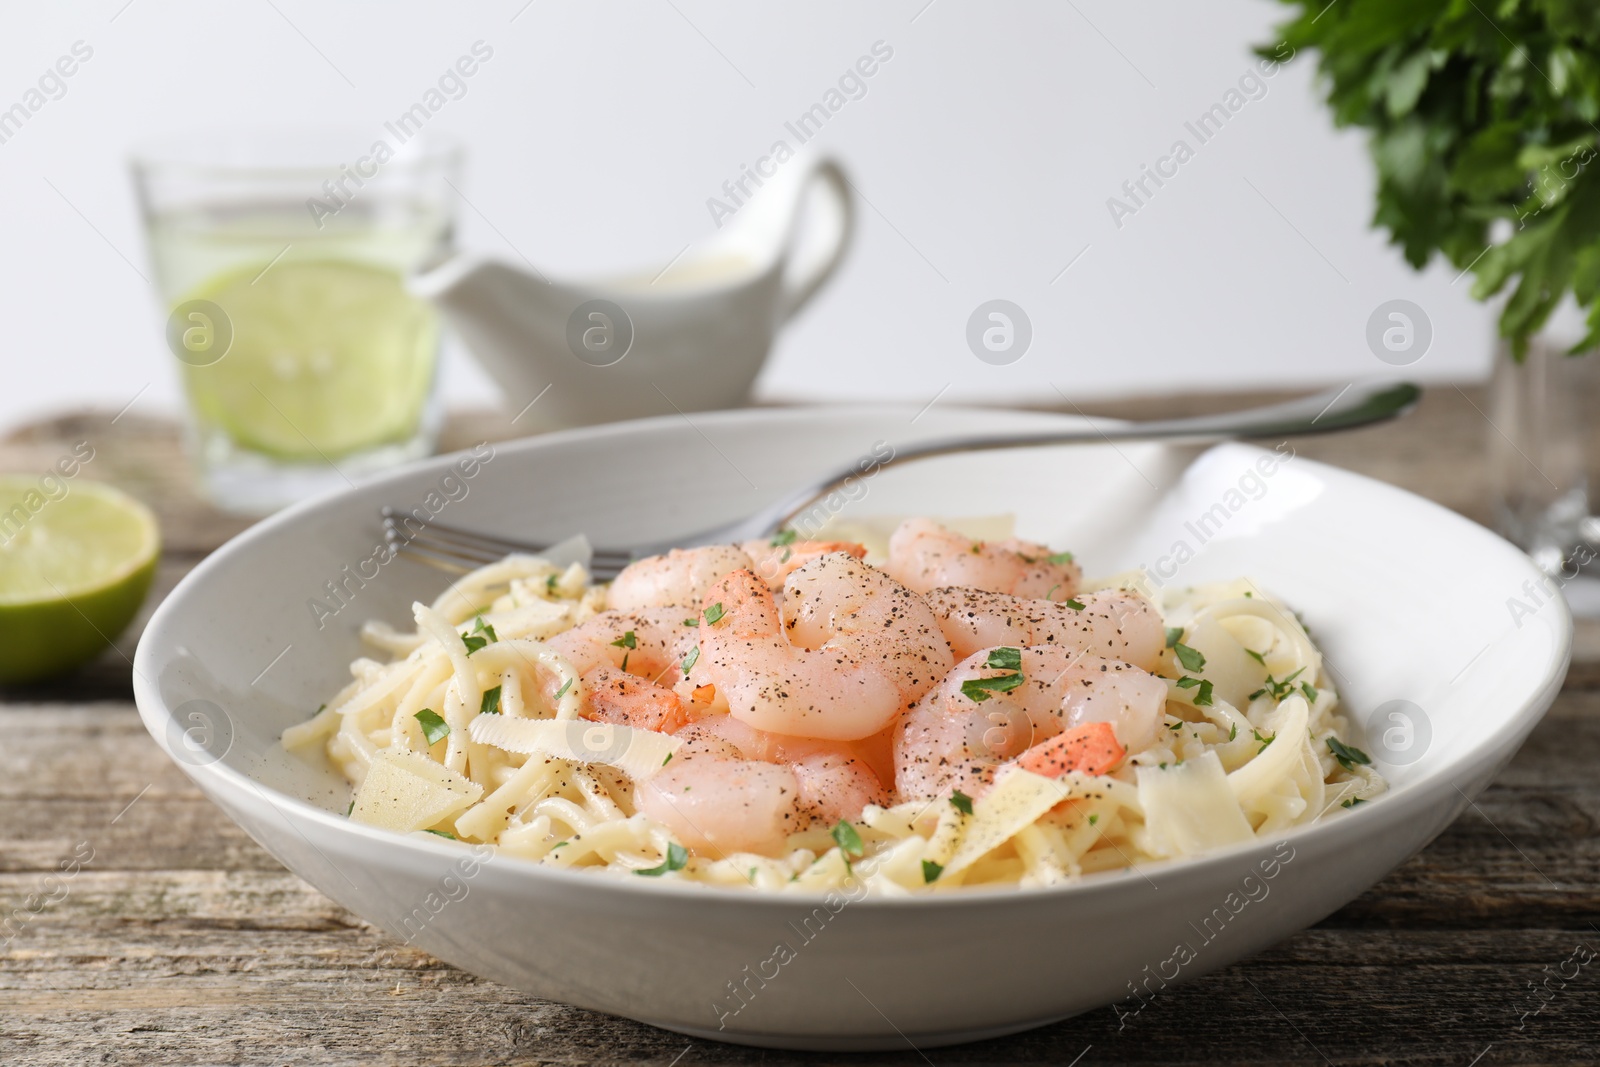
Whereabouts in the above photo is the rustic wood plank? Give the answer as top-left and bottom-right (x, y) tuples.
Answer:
(2, 915), (1595, 1066)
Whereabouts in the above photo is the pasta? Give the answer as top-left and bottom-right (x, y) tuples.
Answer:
(284, 522), (1385, 894)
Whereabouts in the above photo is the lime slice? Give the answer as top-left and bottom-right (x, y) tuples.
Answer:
(0, 478), (160, 683)
(180, 258), (437, 461)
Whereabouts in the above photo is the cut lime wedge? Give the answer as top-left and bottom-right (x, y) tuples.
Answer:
(180, 258), (437, 461)
(0, 478), (160, 683)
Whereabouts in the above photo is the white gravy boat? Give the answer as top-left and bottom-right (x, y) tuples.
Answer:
(410, 156), (854, 430)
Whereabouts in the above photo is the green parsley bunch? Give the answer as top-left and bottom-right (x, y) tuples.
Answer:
(1266, 0), (1600, 354)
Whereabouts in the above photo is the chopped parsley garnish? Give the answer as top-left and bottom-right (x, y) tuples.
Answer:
(1342, 797), (1366, 809)
(610, 630), (637, 650)
(682, 617), (699, 627)
(414, 708), (449, 746)
(960, 671), (1025, 703)
(950, 790), (974, 816)
(704, 602), (725, 625)
(831, 820), (865, 859)
(545, 574), (559, 594)
(1175, 676), (1214, 707)
(921, 859), (944, 883)
(1244, 648), (1266, 665)
(770, 529), (798, 547)
(311, 703), (326, 718)
(479, 685), (503, 716)
(662, 752), (673, 766)
(1228, 722), (1238, 742)
(345, 800), (354, 817)
(1165, 627), (1183, 649)
(1301, 682), (1318, 704)
(554, 677), (573, 701)
(780, 547), (792, 563)
(986, 646), (1022, 671)
(1088, 813), (1100, 826)
(636, 842), (688, 876)
(1046, 550), (1075, 565)
(1064, 598), (1086, 611)
(1249, 668), (1307, 703)
(1252, 727), (1275, 754)
(681, 645), (700, 675)
(1045, 583), (1062, 600)
(963, 648), (1025, 700)
(1326, 737), (1372, 772)
(423, 829), (456, 839)
(460, 616), (498, 655)
(1172, 642), (1206, 672)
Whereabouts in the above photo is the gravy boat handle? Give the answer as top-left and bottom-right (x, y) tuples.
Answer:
(776, 159), (855, 321)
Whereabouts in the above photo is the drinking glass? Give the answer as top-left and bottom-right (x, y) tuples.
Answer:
(131, 129), (460, 514)
(1486, 299), (1600, 574)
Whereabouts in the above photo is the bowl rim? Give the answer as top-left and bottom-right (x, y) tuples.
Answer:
(132, 403), (1574, 909)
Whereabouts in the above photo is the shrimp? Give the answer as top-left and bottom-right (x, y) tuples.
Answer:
(924, 587), (1165, 671)
(675, 709), (878, 767)
(544, 608), (695, 684)
(607, 539), (868, 611)
(738, 538), (867, 589)
(687, 555), (955, 741)
(581, 666), (687, 734)
(893, 646), (1166, 801)
(883, 517), (1082, 598)
(636, 714), (887, 856)
(607, 545), (754, 612)
(547, 643), (885, 855)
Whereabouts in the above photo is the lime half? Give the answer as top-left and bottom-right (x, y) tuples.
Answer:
(0, 478), (160, 683)
(181, 258), (437, 461)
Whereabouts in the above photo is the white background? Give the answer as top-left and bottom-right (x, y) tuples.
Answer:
(0, 0), (1494, 434)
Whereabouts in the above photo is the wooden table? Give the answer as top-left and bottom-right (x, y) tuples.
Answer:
(3, 390), (1597, 1066)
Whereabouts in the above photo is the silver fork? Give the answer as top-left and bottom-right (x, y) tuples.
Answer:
(384, 381), (1419, 578)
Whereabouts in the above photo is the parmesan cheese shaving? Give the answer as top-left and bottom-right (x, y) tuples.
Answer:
(468, 715), (680, 780)
(945, 769), (1069, 875)
(350, 747), (483, 833)
(1136, 751), (1254, 858)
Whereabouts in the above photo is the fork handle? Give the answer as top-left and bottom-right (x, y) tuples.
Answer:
(741, 381), (1420, 539)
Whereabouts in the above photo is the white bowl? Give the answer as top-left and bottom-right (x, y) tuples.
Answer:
(133, 406), (1570, 1051)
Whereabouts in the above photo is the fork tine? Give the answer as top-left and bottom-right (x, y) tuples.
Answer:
(403, 523), (541, 561)
(380, 509), (636, 567)
(393, 541), (651, 581)
(383, 520), (504, 562)
(387, 538), (485, 575)
(381, 509), (539, 557)
(390, 530), (636, 574)
(382, 512), (633, 580)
